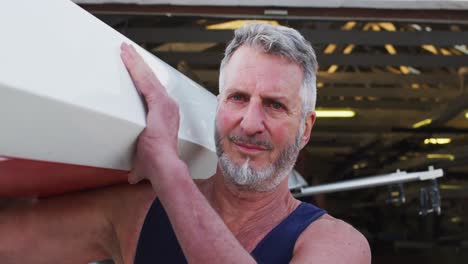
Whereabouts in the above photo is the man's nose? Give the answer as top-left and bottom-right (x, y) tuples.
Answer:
(240, 100), (266, 135)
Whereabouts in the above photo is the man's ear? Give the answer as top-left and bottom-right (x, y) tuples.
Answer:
(300, 111), (316, 149)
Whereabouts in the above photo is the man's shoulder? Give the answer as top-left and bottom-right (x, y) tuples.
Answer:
(98, 182), (156, 263)
(292, 214), (371, 263)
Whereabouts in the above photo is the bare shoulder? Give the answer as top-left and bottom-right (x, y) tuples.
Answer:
(0, 182), (156, 264)
(291, 214), (371, 264)
(99, 182), (156, 263)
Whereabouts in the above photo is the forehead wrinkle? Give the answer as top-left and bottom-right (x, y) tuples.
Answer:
(221, 46), (303, 106)
(224, 84), (297, 105)
(224, 67), (300, 95)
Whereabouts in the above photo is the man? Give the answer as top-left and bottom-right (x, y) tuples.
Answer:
(0, 23), (370, 263)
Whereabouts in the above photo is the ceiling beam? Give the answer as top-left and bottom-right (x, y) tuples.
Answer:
(189, 71), (450, 109)
(123, 28), (468, 46)
(84, 5), (468, 23)
(430, 93), (468, 126)
(301, 30), (468, 46)
(317, 54), (468, 67)
(314, 125), (468, 135)
(313, 125), (468, 134)
(125, 28), (233, 43)
(379, 144), (468, 173)
(317, 100), (432, 111)
(153, 51), (468, 67)
(391, 126), (468, 134)
(317, 87), (457, 98)
(194, 70), (461, 86)
(317, 72), (460, 86)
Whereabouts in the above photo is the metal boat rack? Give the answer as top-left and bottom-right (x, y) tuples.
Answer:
(293, 166), (444, 215)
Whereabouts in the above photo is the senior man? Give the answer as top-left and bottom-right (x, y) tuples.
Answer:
(0, 23), (370, 263)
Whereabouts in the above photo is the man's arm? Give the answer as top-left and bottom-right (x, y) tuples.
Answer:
(0, 183), (154, 264)
(121, 43), (256, 263)
(291, 215), (371, 264)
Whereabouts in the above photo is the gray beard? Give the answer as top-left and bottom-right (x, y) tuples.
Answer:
(215, 122), (303, 192)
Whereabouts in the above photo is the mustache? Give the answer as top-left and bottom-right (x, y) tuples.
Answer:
(229, 135), (274, 150)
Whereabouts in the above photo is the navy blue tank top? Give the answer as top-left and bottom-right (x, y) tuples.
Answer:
(134, 199), (326, 264)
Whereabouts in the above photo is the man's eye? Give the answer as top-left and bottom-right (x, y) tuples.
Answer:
(270, 102), (284, 110)
(231, 94), (244, 101)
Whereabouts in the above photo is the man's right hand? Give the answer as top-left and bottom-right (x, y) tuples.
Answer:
(120, 43), (184, 191)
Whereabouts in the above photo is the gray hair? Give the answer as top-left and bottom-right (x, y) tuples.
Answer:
(219, 22), (318, 117)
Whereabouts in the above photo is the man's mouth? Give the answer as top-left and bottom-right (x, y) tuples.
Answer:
(233, 142), (268, 156)
(235, 142), (268, 151)
(229, 135), (273, 155)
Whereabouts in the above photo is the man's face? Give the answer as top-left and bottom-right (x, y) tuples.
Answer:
(215, 45), (314, 192)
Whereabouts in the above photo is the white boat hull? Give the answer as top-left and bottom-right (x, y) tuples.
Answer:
(0, 0), (217, 196)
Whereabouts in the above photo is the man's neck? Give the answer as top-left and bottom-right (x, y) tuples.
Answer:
(202, 167), (300, 236)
